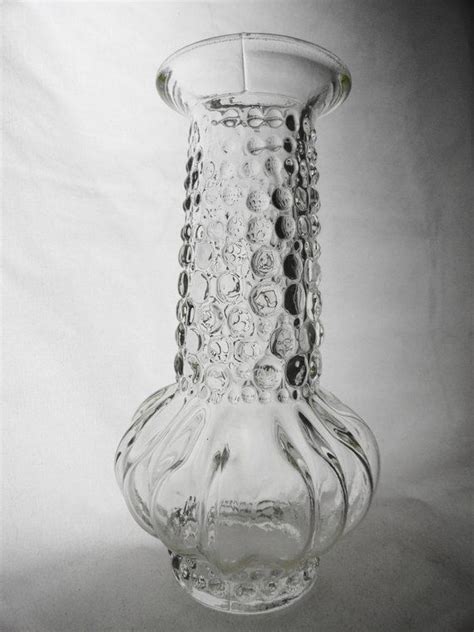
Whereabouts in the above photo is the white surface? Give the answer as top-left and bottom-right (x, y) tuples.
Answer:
(2, 1), (472, 630)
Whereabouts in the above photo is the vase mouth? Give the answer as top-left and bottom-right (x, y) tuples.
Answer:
(156, 32), (351, 119)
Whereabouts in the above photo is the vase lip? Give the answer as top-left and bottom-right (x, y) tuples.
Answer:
(157, 32), (351, 119)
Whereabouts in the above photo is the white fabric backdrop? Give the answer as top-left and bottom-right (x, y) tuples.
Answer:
(2, 1), (472, 630)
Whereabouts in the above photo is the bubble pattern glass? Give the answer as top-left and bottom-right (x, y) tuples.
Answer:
(175, 104), (324, 404)
(115, 33), (380, 615)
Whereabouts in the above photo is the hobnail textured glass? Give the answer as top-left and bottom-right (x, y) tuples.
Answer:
(115, 33), (380, 614)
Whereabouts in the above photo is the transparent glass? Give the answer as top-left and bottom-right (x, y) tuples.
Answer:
(115, 33), (380, 614)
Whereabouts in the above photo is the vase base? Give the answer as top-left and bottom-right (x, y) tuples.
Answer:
(169, 551), (319, 614)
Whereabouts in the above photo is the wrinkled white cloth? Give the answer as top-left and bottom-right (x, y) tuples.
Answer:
(2, 2), (472, 631)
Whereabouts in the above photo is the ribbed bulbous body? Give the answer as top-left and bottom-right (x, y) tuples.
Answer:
(116, 383), (378, 612)
(115, 34), (380, 614)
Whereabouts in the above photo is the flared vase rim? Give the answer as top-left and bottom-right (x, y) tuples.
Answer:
(157, 32), (352, 118)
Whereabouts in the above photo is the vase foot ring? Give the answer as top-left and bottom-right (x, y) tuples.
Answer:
(169, 551), (319, 614)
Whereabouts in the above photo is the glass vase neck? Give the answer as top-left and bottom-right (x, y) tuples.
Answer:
(175, 101), (323, 405)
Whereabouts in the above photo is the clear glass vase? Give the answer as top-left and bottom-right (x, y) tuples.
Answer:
(115, 33), (380, 614)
